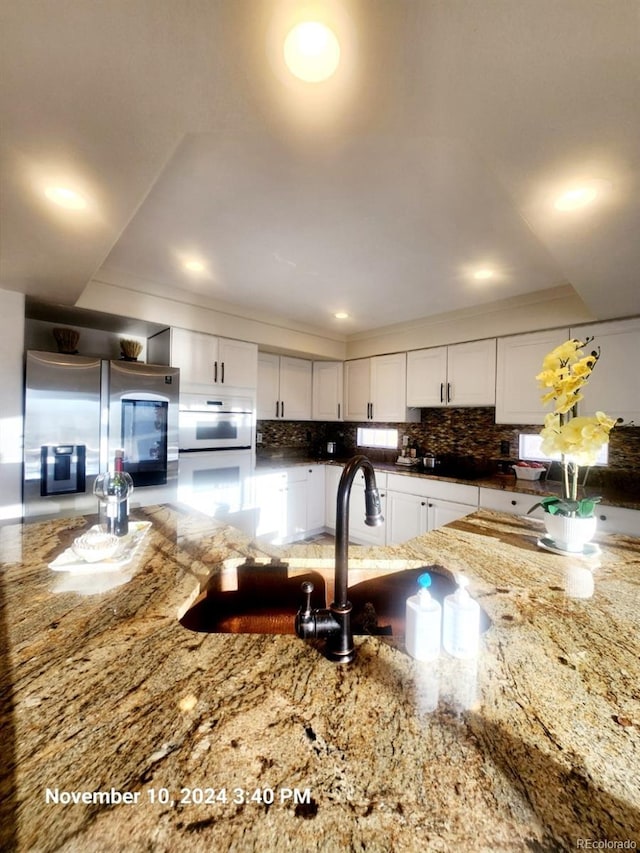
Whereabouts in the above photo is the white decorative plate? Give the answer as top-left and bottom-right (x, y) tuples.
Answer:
(49, 522), (152, 573)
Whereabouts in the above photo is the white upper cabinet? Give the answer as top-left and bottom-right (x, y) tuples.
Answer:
(495, 329), (570, 424)
(407, 339), (496, 407)
(571, 318), (640, 424)
(406, 347), (448, 407)
(216, 337), (258, 388)
(312, 361), (344, 421)
(257, 353), (312, 420)
(344, 353), (418, 422)
(343, 358), (371, 421)
(171, 328), (257, 390)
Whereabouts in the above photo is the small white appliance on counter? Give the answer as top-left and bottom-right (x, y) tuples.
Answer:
(177, 393), (257, 535)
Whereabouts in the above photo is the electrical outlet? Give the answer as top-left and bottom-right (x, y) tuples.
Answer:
(256, 432), (263, 444)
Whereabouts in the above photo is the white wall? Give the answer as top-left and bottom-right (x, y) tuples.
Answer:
(77, 275), (348, 361)
(0, 289), (25, 522)
(346, 285), (596, 359)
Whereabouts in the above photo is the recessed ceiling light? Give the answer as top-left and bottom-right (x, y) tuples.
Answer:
(473, 268), (494, 280)
(283, 21), (340, 82)
(183, 259), (206, 273)
(44, 186), (88, 210)
(553, 179), (611, 211)
(334, 312), (349, 320)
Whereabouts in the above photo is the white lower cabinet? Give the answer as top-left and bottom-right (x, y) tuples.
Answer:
(478, 487), (544, 519)
(479, 487), (640, 535)
(305, 465), (326, 533)
(386, 473), (478, 544)
(427, 498), (477, 531)
(256, 466), (640, 545)
(594, 504), (640, 537)
(254, 467), (308, 544)
(324, 465), (343, 531)
(387, 490), (428, 544)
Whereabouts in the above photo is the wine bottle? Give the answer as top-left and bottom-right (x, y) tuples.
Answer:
(112, 449), (129, 537)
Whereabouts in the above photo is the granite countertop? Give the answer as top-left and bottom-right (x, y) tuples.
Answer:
(1, 505), (639, 851)
(255, 454), (640, 510)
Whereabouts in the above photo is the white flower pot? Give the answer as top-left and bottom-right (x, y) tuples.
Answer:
(543, 513), (597, 553)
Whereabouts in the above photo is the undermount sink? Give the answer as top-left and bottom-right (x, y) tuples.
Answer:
(179, 558), (491, 637)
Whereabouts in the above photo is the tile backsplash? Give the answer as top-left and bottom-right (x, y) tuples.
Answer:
(257, 408), (640, 489)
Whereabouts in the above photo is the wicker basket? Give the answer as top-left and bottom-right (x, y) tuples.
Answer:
(120, 339), (143, 361)
(52, 327), (80, 354)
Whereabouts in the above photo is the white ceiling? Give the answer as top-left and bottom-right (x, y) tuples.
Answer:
(1, 0), (639, 337)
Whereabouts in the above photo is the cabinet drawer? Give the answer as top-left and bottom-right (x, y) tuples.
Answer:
(386, 472), (477, 505)
(425, 479), (478, 505)
(479, 487), (543, 518)
(595, 504), (640, 537)
(387, 472), (431, 497)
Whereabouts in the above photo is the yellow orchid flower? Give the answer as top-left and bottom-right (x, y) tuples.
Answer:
(535, 338), (616, 510)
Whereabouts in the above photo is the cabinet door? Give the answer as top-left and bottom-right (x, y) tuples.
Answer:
(495, 329), (570, 424)
(344, 359), (372, 421)
(306, 465), (326, 531)
(324, 464), (343, 530)
(427, 499), (475, 531)
(387, 490), (428, 544)
(348, 483), (387, 545)
(279, 357), (312, 420)
(406, 347), (448, 407)
(218, 338), (258, 389)
(571, 319), (640, 424)
(254, 471), (287, 540)
(371, 353), (408, 421)
(313, 361), (344, 421)
(447, 339), (496, 406)
(284, 478), (308, 542)
(171, 328), (218, 386)
(257, 353), (281, 419)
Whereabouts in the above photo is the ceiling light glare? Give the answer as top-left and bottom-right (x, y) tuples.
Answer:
(473, 268), (494, 280)
(183, 259), (206, 273)
(553, 180), (611, 212)
(334, 312), (349, 320)
(284, 21), (341, 82)
(44, 186), (88, 210)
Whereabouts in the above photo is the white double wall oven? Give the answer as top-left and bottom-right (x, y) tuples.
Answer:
(177, 393), (256, 534)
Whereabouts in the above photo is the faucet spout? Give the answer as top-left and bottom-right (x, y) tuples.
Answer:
(295, 454), (383, 663)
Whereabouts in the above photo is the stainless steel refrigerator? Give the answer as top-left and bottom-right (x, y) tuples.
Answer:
(23, 351), (180, 521)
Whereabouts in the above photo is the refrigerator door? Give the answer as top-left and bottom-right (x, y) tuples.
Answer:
(107, 361), (180, 507)
(24, 351), (102, 520)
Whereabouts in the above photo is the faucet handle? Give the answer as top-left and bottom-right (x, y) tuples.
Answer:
(300, 581), (314, 616)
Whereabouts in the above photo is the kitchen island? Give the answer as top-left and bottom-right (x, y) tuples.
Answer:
(1, 505), (638, 852)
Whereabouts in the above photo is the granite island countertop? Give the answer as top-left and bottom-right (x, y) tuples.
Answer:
(1, 505), (639, 852)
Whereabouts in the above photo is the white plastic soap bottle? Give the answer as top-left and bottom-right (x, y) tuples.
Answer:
(442, 575), (480, 659)
(405, 573), (442, 661)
